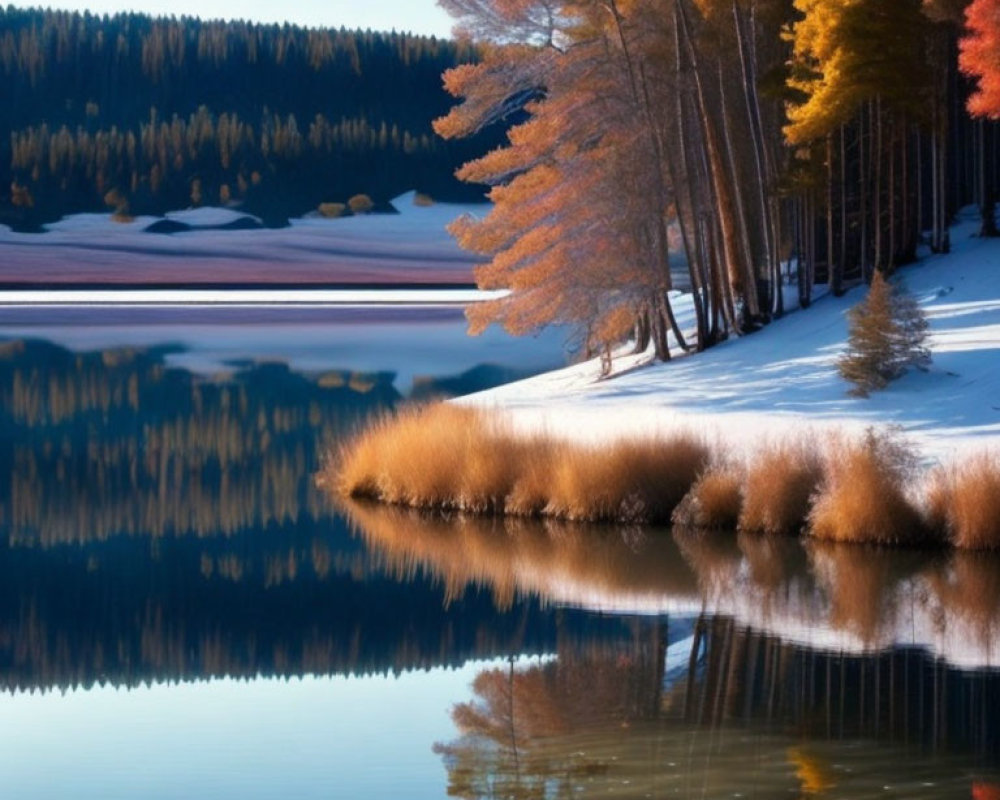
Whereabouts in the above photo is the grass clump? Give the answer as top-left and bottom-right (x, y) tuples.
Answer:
(925, 453), (1000, 549)
(739, 441), (823, 536)
(808, 428), (931, 546)
(347, 193), (374, 214)
(672, 464), (743, 529)
(329, 403), (708, 524)
(545, 436), (709, 523)
(317, 202), (347, 218)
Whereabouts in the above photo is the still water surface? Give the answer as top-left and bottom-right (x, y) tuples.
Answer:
(1, 305), (999, 799)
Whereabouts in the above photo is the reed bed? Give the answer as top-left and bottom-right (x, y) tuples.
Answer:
(925, 453), (1000, 550)
(807, 430), (932, 546)
(330, 403), (708, 524)
(739, 442), (822, 536)
(672, 464), (743, 530)
(324, 402), (1000, 551)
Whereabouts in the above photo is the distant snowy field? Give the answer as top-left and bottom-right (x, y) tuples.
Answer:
(466, 207), (1000, 465)
(0, 192), (487, 285)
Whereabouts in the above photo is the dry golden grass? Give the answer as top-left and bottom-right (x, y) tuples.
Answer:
(672, 465), (743, 529)
(329, 407), (994, 552)
(924, 453), (1000, 550)
(330, 403), (708, 523)
(545, 436), (709, 523)
(807, 430), (932, 546)
(739, 442), (822, 536)
(333, 404), (494, 510)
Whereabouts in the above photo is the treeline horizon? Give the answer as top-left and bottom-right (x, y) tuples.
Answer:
(1, 6), (495, 229)
(437, 0), (1000, 361)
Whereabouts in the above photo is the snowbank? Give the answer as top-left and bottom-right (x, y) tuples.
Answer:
(0, 193), (490, 284)
(43, 213), (162, 233)
(165, 206), (262, 227)
(466, 208), (1000, 465)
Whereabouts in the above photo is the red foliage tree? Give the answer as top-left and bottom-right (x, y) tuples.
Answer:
(960, 0), (1000, 118)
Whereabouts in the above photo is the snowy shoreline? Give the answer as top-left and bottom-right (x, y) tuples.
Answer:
(463, 209), (1000, 467)
(0, 192), (486, 286)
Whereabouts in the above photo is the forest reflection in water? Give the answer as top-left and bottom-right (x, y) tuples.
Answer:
(344, 504), (1000, 798)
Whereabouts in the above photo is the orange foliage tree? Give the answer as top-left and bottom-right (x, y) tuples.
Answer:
(437, 1), (691, 362)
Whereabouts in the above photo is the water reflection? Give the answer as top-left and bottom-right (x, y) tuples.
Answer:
(436, 632), (1000, 799)
(6, 332), (1000, 796)
(0, 337), (640, 692)
(347, 501), (1000, 670)
(344, 505), (1000, 793)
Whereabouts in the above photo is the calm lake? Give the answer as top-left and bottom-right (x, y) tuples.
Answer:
(1, 304), (999, 799)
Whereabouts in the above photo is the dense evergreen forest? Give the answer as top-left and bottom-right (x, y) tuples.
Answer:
(0, 6), (494, 229)
(437, 0), (1000, 361)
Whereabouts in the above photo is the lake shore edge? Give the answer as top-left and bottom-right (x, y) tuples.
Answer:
(322, 403), (1000, 552)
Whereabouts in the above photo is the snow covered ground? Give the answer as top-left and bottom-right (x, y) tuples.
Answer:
(466, 207), (1000, 466)
(0, 192), (487, 285)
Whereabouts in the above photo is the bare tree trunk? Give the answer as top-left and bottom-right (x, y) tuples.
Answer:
(917, 128), (924, 247)
(670, 58), (710, 347)
(633, 310), (651, 353)
(939, 121), (949, 252)
(827, 133), (841, 295)
(840, 124), (848, 282)
(717, 56), (759, 324)
(979, 118), (998, 237)
(874, 97), (883, 274)
(798, 195), (814, 308)
(605, 0), (690, 354)
(732, 0), (773, 316)
(860, 100), (870, 280)
(888, 115), (896, 269)
(676, 0), (753, 328)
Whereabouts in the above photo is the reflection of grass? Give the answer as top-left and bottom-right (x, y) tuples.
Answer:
(737, 531), (805, 593)
(809, 541), (898, 643)
(808, 539), (933, 644)
(331, 404), (708, 523)
(342, 499), (700, 610)
(928, 551), (1000, 645)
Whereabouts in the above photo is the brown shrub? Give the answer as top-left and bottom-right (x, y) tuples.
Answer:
(544, 436), (709, 523)
(808, 429), (931, 546)
(333, 404), (481, 508)
(739, 442), (823, 536)
(317, 202), (347, 218)
(348, 193), (374, 214)
(672, 465), (743, 529)
(413, 192), (435, 207)
(925, 453), (1000, 549)
(504, 438), (562, 517)
(329, 403), (708, 523)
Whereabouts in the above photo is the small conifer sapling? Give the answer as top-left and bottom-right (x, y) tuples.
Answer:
(837, 271), (930, 396)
